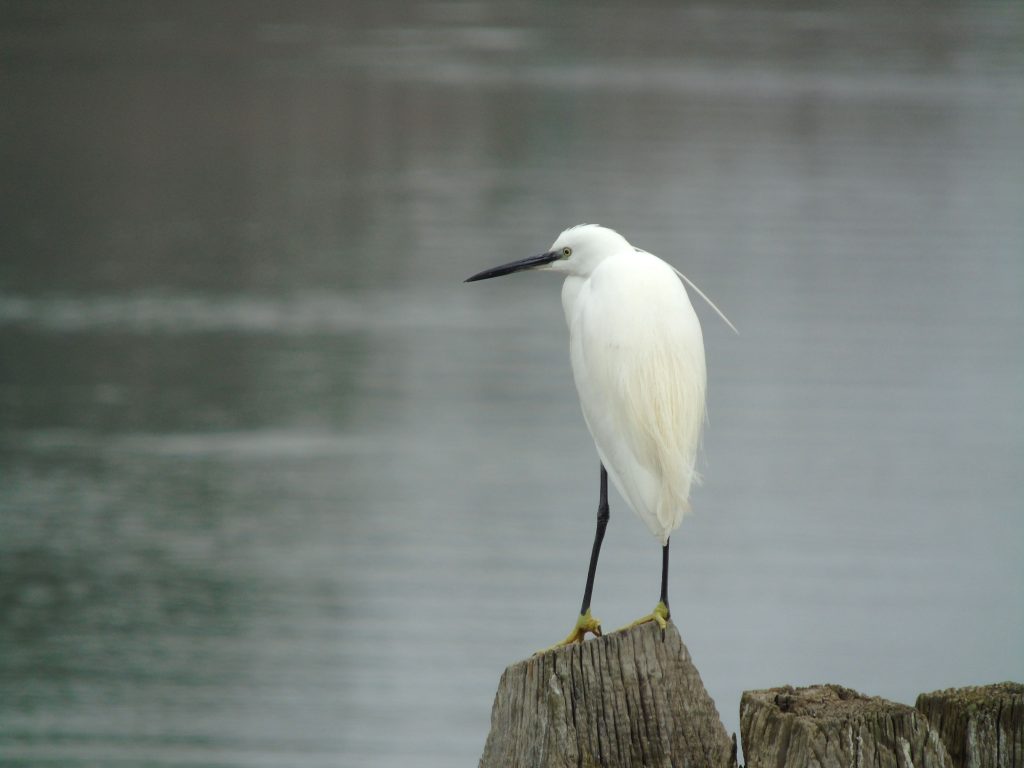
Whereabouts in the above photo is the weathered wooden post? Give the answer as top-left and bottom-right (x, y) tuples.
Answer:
(915, 682), (1024, 768)
(740, 684), (951, 768)
(479, 620), (735, 768)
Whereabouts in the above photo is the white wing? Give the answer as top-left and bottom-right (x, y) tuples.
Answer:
(568, 251), (707, 544)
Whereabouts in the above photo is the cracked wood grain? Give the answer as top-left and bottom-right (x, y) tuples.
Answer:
(916, 682), (1023, 768)
(479, 620), (734, 768)
(740, 684), (952, 768)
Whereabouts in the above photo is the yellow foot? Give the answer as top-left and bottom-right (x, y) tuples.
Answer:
(617, 601), (670, 632)
(535, 609), (602, 655)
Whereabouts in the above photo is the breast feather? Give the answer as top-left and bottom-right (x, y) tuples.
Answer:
(570, 254), (706, 541)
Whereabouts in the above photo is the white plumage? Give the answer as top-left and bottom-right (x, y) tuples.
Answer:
(466, 223), (716, 643)
(554, 226), (706, 544)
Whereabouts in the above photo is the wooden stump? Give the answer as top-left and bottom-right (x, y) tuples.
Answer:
(740, 684), (951, 768)
(915, 682), (1024, 768)
(479, 620), (735, 768)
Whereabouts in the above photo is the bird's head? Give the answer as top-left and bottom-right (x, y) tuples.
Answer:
(465, 224), (632, 283)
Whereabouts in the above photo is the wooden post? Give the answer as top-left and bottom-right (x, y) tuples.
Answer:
(740, 684), (951, 768)
(915, 682), (1024, 768)
(479, 620), (736, 768)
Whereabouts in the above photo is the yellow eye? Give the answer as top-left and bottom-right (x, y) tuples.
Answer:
(562, 247), (572, 257)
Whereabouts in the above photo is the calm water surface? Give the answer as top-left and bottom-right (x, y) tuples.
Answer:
(2, 2), (1022, 766)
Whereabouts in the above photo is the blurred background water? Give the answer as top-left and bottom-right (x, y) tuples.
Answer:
(1, 1), (1022, 765)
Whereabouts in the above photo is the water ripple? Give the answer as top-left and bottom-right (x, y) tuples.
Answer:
(0, 292), (514, 335)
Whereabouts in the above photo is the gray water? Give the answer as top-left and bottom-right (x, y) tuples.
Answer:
(2, 2), (1022, 766)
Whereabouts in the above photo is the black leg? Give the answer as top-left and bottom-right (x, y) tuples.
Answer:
(579, 464), (610, 616)
(659, 539), (671, 617)
(544, 464), (610, 649)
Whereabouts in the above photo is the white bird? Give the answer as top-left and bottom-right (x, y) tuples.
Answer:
(466, 224), (730, 647)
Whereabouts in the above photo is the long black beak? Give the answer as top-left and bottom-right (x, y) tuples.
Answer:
(464, 251), (560, 283)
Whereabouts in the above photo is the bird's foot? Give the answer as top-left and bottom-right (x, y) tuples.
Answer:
(617, 601), (670, 632)
(535, 610), (602, 655)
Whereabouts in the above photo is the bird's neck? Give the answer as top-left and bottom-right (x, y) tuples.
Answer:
(560, 275), (586, 329)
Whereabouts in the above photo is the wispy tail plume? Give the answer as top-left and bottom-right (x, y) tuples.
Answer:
(671, 267), (739, 335)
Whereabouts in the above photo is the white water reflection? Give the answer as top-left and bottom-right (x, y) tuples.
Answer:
(0, 292), (493, 333)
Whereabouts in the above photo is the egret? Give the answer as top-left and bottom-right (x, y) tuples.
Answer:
(466, 224), (732, 647)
